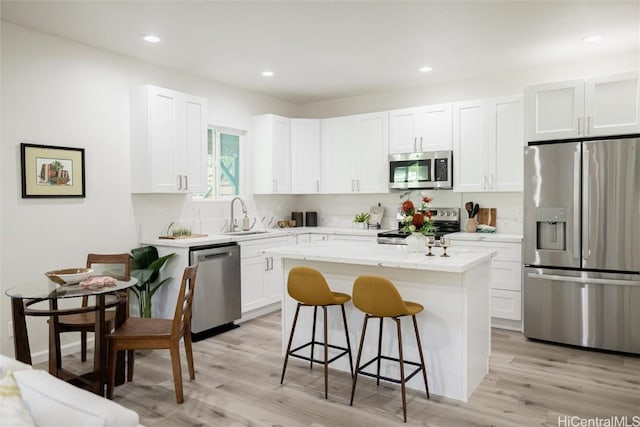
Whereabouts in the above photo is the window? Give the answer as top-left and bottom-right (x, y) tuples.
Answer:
(193, 127), (243, 200)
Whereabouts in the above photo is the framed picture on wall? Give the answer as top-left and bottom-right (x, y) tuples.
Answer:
(20, 143), (86, 198)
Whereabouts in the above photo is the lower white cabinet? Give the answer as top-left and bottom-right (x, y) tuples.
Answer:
(240, 236), (294, 314)
(448, 235), (523, 329)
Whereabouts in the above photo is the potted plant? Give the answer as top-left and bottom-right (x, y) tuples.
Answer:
(353, 212), (371, 229)
(130, 246), (176, 318)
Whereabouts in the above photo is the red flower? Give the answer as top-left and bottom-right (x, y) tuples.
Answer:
(425, 210), (432, 218)
(401, 200), (414, 214)
(412, 212), (425, 228)
(422, 195), (433, 204)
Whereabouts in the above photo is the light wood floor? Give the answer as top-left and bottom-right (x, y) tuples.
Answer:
(60, 311), (639, 426)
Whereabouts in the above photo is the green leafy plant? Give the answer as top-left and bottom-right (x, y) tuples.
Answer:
(354, 212), (371, 223)
(130, 246), (176, 318)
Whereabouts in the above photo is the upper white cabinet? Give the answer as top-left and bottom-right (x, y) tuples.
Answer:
(320, 112), (389, 194)
(454, 95), (523, 192)
(389, 104), (453, 154)
(130, 85), (207, 193)
(251, 114), (292, 194)
(290, 119), (321, 193)
(525, 71), (640, 141)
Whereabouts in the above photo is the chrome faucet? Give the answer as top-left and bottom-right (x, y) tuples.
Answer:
(229, 196), (247, 232)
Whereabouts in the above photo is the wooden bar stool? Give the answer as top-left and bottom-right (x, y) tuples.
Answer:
(280, 266), (354, 399)
(350, 275), (429, 423)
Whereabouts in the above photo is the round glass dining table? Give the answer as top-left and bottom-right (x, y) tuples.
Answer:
(6, 277), (137, 396)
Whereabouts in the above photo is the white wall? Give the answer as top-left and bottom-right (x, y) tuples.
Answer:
(0, 22), (297, 358)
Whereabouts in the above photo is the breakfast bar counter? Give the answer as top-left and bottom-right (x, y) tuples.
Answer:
(267, 241), (493, 402)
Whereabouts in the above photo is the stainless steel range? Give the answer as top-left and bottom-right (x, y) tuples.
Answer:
(377, 207), (460, 245)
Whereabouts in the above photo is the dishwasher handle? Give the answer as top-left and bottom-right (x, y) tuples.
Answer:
(198, 251), (234, 262)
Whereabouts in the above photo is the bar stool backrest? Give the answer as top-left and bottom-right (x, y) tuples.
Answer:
(287, 267), (337, 306)
(352, 275), (411, 317)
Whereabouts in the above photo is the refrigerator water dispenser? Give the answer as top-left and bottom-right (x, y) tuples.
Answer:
(536, 207), (566, 251)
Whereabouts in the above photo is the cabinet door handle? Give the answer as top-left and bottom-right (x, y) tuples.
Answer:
(489, 175), (494, 189)
(357, 179), (360, 191)
(577, 117), (581, 135)
(586, 116), (591, 135)
(273, 180), (277, 193)
(482, 175), (486, 189)
(413, 137), (417, 152)
(264, 257), (269, 271)
(316, 180), (319, 192)
(176, 175), (182, 190)
(183, 175), (188, 190)
(419, 136), (423, 151)
(351, 179), (355, 192)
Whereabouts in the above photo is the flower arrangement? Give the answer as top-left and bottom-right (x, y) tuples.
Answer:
(399, 192), (438, 236)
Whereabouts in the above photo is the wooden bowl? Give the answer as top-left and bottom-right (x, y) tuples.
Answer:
(45, 268), (93, 286)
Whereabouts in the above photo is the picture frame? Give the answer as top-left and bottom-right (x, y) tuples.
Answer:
(20, 143), (86, 198)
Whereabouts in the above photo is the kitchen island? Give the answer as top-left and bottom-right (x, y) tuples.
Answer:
(267, 241), (493, 402)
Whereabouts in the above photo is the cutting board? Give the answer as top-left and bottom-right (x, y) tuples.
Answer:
(159, 234), (208, 240)
(476, 208), (496, 227)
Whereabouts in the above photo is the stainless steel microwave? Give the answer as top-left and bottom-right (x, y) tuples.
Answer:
(389, 150), (453, 190)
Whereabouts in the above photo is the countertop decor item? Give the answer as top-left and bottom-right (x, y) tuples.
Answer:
(305, 211), (318, 227)
(353, 212), (370, 229)
(399, 192), (437, 236)
(291, 211), (303, 227)
(45, 268), (93, 286)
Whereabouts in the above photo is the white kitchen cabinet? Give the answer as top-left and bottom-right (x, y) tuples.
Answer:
(240, 236), (294, 314)
(389, 103), (453, 154)
(447, 235), (523, 330)
(130, 85), (207, 193)
(320, 112), (389, 194)
(453, 95), (523, 192)
(251, 114), (292, 194)
(525, 71), (640, 141)
(290, 119), (321, 193)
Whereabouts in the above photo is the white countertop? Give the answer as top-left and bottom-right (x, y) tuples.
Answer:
(446, 231), (522, 243)
(141, 226), (386, 248)
(266, 240), (493, 273)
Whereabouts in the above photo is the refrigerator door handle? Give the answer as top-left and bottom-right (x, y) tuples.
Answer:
(527, 272), (640, 287)
(582, 147), (590, 261)
(573, 150), (581, 261)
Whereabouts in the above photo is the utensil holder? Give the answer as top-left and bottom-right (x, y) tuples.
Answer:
(465, 218), (477, 233)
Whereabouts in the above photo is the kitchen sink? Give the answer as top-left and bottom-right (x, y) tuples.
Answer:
(224, 230), (269, 236)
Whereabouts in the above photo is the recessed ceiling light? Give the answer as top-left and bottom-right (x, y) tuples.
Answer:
(261, 71), (275, 77)
(419, 66), (433, 73)
(142, 35), (161, 43)
(582, 35), (603, 43)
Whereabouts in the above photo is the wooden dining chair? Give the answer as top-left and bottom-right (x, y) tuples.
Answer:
(54, 253), (131, 364)
(106, 264), (198, 404)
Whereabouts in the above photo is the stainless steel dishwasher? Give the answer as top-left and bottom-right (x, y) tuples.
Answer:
(189, 243), (241, 340)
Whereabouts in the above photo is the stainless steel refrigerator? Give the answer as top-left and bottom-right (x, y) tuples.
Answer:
(523, 136), (640, 354)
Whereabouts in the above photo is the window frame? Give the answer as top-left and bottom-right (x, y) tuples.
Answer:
(192, 125), (245, 202)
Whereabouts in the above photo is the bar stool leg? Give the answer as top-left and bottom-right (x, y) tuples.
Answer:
(281, 303), (301, 384)
(310, 306), (318, 370)
(322, 306), (329, 399)
(412, 315), (430, 399)
(340, 304), (354, 377)
(396, 318), (407, 423)
(376, 317), (383, 386)
(350, 314), (369, 406)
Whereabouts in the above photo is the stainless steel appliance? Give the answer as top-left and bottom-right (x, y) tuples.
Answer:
(189, 243), (241, 340)
(523, 136), (640, 354)
(389, 151), (453, 190)
(377, 207), (460, 244)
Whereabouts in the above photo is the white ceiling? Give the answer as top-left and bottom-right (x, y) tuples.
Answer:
(2, 1), (639, 104)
